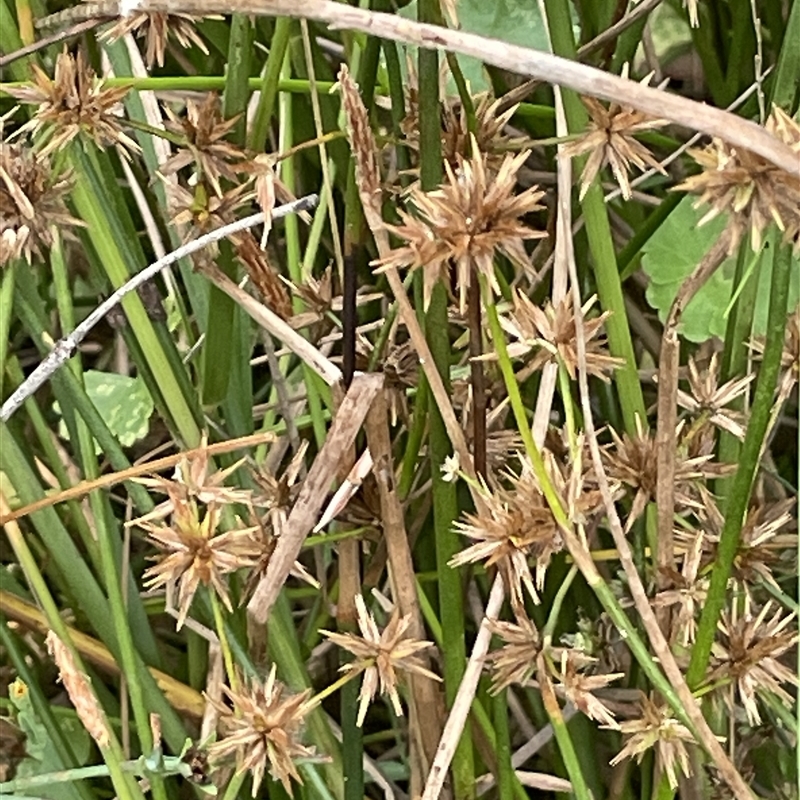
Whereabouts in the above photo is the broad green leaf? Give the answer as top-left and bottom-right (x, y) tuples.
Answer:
(641, 196), (799, 342)
(55, 371), (154, 453)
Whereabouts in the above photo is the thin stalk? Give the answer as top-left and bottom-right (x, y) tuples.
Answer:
(200, 13), (253, 409)
(428, 284), (475, 800)
(769, 0), (800, 109)
(686, 240), (792, 689)
(249, 15), (292, 151)
(716, 240), (758, 500)
(68, 145), (200, 447)
(492, 690), (514, 800)
(541, 0), (647, 437)
(0, 260), (16, 398)
(279, 51), (328, 448)
(415, 0), (475, 790)
(50, 243), (162, 795)
(210, 591), (238, 691)
(538, 658), (592, 800)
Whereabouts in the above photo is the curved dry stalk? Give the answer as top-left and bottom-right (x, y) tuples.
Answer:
(655, 228), (733, 586)
(0, 431), (276, 525)
(0, 195), (320, 422)
(0, 588), (206, 718)
(420, 575), (505, 800)
(566, 237), (752, 799)
(100, 0), (800, 178)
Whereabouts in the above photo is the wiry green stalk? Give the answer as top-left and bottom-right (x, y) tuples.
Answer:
(541, 0), (647, 437)
(687, 239), (792, 690)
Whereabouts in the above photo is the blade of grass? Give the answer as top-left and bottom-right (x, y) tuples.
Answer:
(199, 13), (253, 411)
(68, 145), (201, 447)
(686, 238), (792, 690)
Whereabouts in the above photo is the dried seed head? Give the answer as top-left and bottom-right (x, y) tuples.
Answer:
(0, 142), (82, 266)
(207, 665), (315, 797)
(375, 137), (546, 311)
(562, 72), (667, 201)
(338, 64), (382, 235)
(708, 600), (798, 726)
(675, 106), (800, 252)
(101, 11), (209, 68)
(235, 231), (292, 318)
(485, 613), (541, 692)
(608, 693), (696, 790)
(164, 178), (256, 240)
(46, 632), (112, 749)
(162, 93), (245, 198)
(679, 490), (797, 590)
(441, 94), (532, 169)
(653, 530), (708, 646)
(551, 649), (623, 729)
(137, 497), (261, 629)
(450, 464), (564, 608)
(7, 49), (139, 158)
(598, 416), (728, 531)
(132, 435), (253, 525)
(502, 292), (623, 382)
(321, 594), (440, 726)
(675, 352), (753, 440)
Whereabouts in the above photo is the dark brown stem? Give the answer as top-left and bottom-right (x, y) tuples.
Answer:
(468, 265), (487, 478)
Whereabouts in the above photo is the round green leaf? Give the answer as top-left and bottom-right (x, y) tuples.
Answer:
(641, 196), (799, 342)
(55, 371), (154, 452)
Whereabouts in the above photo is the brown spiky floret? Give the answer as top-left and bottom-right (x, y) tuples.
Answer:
(502, 292), (623, 382)
(321, 594), (440, 726)
(608, 693), (695, 790)
(164, 178), (256, 240)
(675, 352), (753, 440)
(675, 106), (800, 252)
(598, 416), (730, 531)
(207, 665), (315, 797)
(133, 472), (261, 629)
(449, 464), (563, 608)
(485, 613), (542, 692)
(707, 600), (798, 726)
(653, 529), (708, 647)
(676, 490), (797, 590)
(162, 93), (245, 198)
(562, 73), (667, 200)
(0, 142), (82, 266)
(551, 648), (623, 729)
(101, 11), (209, 69)
(375, 137), (546, 311)
(7, 49), (138, 157)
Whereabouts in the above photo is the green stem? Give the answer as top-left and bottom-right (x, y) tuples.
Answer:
(428, 285), (475, 800)
(492, 690), (514, 799)
(303, 671), (359, 711)
(249, 15), (292, 152)
(686, 239), (792, 689)
(769, 0), (800, 109)
(210, 591), (238, 691)
(541, 0), (647, 437)
(0, 259), (16, 399)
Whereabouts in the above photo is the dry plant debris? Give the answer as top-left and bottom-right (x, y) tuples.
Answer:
(2, 10), (797, 799)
